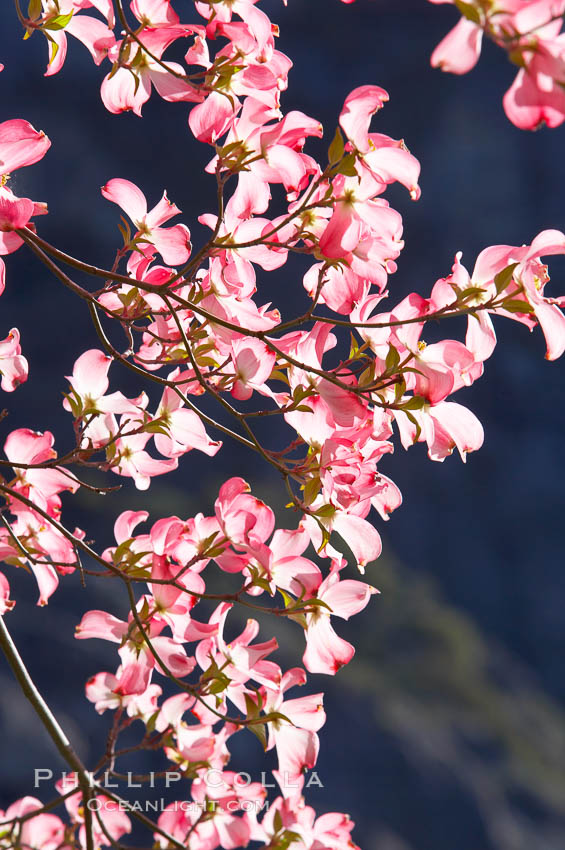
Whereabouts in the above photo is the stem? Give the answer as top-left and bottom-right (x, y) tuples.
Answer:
(114, 0), (193, 83)
(0, 613), (192, 850)
(87, 300), (258, 453)
(0, 616), (95, 850)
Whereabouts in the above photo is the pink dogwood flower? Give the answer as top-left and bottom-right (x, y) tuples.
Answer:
(0, 572), (14, 614)
(152, 372), (223, 458)
(0, 119), (50, 256)
(261, 667), (325, 790)
(40, 1), (116, 77)
(102, 178), (192, 265)
(0, 328), (28, 391)
(302, 570), (377, 675)
(64, 348), (146, 418)
(0, 799), (65, 850)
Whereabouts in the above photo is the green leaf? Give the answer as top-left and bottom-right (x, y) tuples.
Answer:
(386, 344), (400, 371)
(138, 597), (151, 622)
(328, 127), (345, 165)
(508, 48), (527, 69)
(130, 67), (141, 97)
(62, 389), (82, 419)
(143, 420), (170, 436)
(126, 567), (152, 580)
(44, 31), (59, 65)
(278, 830), (302, 850)
(145, 710), (159, 735)
(27, 0), (42, 20)
(292, 385), (314, 403)
(254, 575), (272, 593)
(333, 153), (357, 177)
(113, 539), (134, 565)
(194, 341), (217, 357)
(204, 797), (217, 816)
(43, 11), (73, 30)
(459, 286), (488, 301)
(288, 611), (308, 629)
(279, 588), (295, 609)
(248, 722), (267, 749)
(303, 597), (332, 613)
(394, 376), (407, 401)
(207, 544), (228, 559)
(314, 504), (336, 518)
(270, 369), (289, 385)
(200, 658), (232, 695)
(263, 711), (292, 725)
(494, 262), (519, 294)
(184, 760), (211, 780)
(404, 410), (422, 443)
(303, 476), (320, 507)
(207, 678), (230, 696)
(198, 531), (219, 555)
(216, 140), (245, 158)
(246, 564), (272, 593)
(244, 692), (259, 716)
(453, 0), (481, 25)
(402, 395), (426, 411)
(273, 810), (284, 834)
(349, 333), (360, 360)
(503, 299), (535, 314)
(118, 287), (139, 308)
(358, 363), (375, 388)
(118, 215), (132, 246)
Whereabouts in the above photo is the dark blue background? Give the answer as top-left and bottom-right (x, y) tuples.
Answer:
(1, 2), (565, 848)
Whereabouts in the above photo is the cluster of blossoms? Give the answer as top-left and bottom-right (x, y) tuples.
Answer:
(343, 0), (565, 129)
(0, 1), (564, 849)
(71, 477), (373, 845)
(0, 792), (131, 850)
(429, 0), (565, 129)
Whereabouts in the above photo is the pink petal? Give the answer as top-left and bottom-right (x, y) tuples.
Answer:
(188, 91), (237, 143)
(534, 299), (565, 360)
(100, 66), (151, 116)
(69, 348), (111, 399)
(102, 178), (148, 223)
(332, 512), (382, 569)
(282, 693), (326, 732)
(503, 67), (565, 130)
(114, 509), (149, 544)
(149, 63), (203, 103)
(339, 85), (389, 153)
(148, 223), (192, 265)
(322, 578), (376, 620)
(0, 571), (14, 614)
(431, 17), (483, 74)
(28, 561), (59, 606)
(145, 190), (181, 228)
(0, 120), (51, 174)
(75, 610), (128, 642)
(303, 616), (355, 675)
(131, 0), (179, 24)
(66, 14), (115, 65)
(0, 193), (35, 231)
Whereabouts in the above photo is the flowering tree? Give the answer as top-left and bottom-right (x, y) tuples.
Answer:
(1, 1), (565, 849)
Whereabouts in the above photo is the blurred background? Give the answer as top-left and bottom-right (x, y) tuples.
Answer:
(1, 1), (565, 848)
